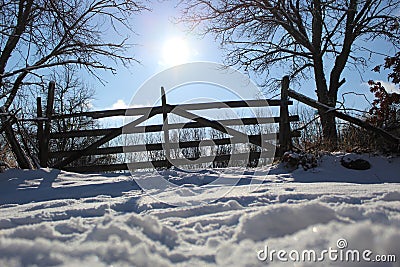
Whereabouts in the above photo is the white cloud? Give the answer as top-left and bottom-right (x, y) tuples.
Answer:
(85, 99), (94, 110)
(93, 99), (128, 127)
(362, 81), (400, 95)
(107, 99), (149, 110)
(111, 99), (129, 110)
(376, 80), (400, 94)
(97, 99), (151, 127)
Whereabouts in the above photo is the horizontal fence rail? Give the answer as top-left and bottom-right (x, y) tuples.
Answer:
(63, 151), (266, 173)
(51, 99), (293, 119)
(49, 116), (300, 139)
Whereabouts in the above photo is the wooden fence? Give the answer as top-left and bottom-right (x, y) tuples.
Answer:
(36, 76), (300, 172)
(2, 76), (396, 171)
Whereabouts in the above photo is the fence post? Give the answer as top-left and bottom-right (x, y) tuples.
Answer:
(161, 87), (172, 168)
(279, 76), (291, 155)
(37, 97), (45, 167)
(41, 81), (55, 167)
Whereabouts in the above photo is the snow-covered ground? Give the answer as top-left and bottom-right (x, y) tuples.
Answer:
(0, 153), (399, 266)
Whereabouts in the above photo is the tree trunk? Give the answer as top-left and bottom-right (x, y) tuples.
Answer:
(316, 87), (338, 149)
(319, 107), (338, 149)
(313, 55), (338, 150)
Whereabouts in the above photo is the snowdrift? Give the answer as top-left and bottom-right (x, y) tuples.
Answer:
(0, 153), (399, 266)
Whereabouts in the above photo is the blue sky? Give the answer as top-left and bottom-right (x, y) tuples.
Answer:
(91, 1), (222, 110)
(90, 1), (399, 116)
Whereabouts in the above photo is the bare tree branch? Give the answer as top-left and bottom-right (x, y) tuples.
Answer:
(0, 0), (147, 111)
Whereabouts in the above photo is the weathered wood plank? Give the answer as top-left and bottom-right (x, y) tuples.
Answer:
(62, 151), (270, 173)
(63, 163), (129, 173)
(51, 99), (293, 119)
(41, 81), (56, 167)
(49, 116), (300, 139)
(37, 97), (45, 167)
(50, 128), (120, 139)
(161, 87), (172, 168)
(279, 76), (291, 154)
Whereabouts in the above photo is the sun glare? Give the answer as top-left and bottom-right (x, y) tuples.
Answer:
(161, 37), (191, 66)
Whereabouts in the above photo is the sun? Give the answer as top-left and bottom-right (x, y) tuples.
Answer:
(161, 37), (191, 66)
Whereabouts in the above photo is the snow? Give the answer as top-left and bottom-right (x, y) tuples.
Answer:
(0, 153), (399, 266)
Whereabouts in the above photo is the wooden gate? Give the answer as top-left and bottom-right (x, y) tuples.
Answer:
(37, 77), (300, 172)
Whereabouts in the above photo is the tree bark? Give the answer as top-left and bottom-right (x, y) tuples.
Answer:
(313, 57), (338, 149)
(311, 0), (338, 149)
(319, 109), (338, 149)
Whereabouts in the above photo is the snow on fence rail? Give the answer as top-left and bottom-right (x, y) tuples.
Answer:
(35, 77), (300, 173)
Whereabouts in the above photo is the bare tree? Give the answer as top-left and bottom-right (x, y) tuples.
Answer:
(0, 0), (147, 112)
(47, 66), (110, 166)
(179, 0), (400, 148)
